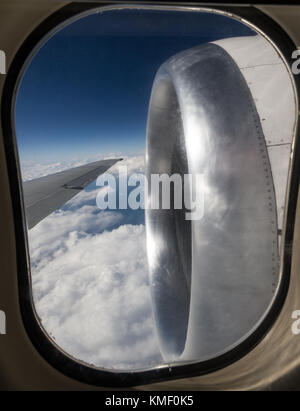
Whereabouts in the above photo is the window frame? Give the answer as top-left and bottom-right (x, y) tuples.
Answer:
(1, 2), (300, 387)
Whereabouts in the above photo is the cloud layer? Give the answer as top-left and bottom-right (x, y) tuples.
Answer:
(25, 156), (162, 369)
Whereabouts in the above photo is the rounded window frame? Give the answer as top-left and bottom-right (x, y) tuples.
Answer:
(1, 2), (300, 387)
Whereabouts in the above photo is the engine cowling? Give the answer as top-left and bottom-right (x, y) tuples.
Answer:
(146, 35), (295, 362)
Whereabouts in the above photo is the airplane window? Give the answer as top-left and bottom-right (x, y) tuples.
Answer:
(13, 7), (296, 376)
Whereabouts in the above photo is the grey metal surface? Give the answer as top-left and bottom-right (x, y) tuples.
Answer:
(23, 158), (121, 229)
(146, 43), (279, 361)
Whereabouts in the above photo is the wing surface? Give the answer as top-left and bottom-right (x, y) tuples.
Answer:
(23, 158), (121, 229)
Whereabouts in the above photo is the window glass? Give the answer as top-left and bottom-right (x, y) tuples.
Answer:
(15, 8), (296, 370)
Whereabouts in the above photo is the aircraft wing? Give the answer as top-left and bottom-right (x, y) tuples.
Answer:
(23, 158), (122, 229)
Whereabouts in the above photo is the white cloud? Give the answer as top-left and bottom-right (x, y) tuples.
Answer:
(21, 154), (145, 182)
(26, 155), (162, 369)
(21, 159), (92, 182)
(110, 155), (145, 176)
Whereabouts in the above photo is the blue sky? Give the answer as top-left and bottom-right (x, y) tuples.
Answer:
(15, 9), (255, 163)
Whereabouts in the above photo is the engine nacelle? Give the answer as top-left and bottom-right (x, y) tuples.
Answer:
(146, 35), (295, 362)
